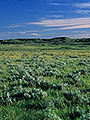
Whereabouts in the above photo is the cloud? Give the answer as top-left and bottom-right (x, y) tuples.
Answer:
(0, 33), (10, 37)
(49, 2), (69, 6)
(40, 24), (90, 32)
(69, 31), (90, 38)
(60, 24), (90, 30)
(76, 10), (90, 15)
(29, 17), (90, 30)
(74, 2), (90, 8)
(7, 30), (38, 34)
(1, 30), (90, 39)
(51, 15), (63, 18)
(31, 33), (40, 37)
(9, 25), (23, 28)
(41, 14), (63, 20)
(0, 31), (40, 39)
(36, 30), (90, 39)
(17, 30), (38, 34)
(49, 2), (60, 6)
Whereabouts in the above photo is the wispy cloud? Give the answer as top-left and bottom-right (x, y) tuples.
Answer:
(1, 30), (90, 39)
(9, 25), (23, 28)
(49, 2), (61, 6)
(49, 2), (68, 6)
(41, 14), (63, 20)
(51, 15), (63, 18)
(76, 10), (90, 15)
(74, 2), (90, 8)
(0, 31), (40, 39)
(7, 30), (38, 34)
(0, 33), (10, 37)
(35, 30), (90, 39)
(29, 17), (90, 31)
(69, 31), (90, 38)
(60, 24), (90, 30)
(40, 25), (90, 32)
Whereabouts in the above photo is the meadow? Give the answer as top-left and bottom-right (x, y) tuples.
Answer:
(0, 43), (90, 120)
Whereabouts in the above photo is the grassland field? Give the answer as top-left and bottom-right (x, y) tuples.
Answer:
(0, 43), (90, 120)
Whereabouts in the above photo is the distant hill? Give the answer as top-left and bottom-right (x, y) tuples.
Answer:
(0, 37), (90, 45)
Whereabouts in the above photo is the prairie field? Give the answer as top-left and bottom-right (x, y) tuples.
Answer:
(0, 44), (90, 120)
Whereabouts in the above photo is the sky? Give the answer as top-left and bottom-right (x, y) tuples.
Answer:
(0, 0), (90, 39)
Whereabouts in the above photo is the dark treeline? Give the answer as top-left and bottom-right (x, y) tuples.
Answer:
(0, 37), (90, 45)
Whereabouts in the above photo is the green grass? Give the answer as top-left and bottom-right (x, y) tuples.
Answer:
(0, 44), (90, 120)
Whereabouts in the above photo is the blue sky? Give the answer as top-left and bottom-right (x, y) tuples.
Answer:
(0, 0), (90, 39)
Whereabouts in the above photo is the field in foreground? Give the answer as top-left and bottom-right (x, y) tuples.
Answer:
(0, 44), (90, 120)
